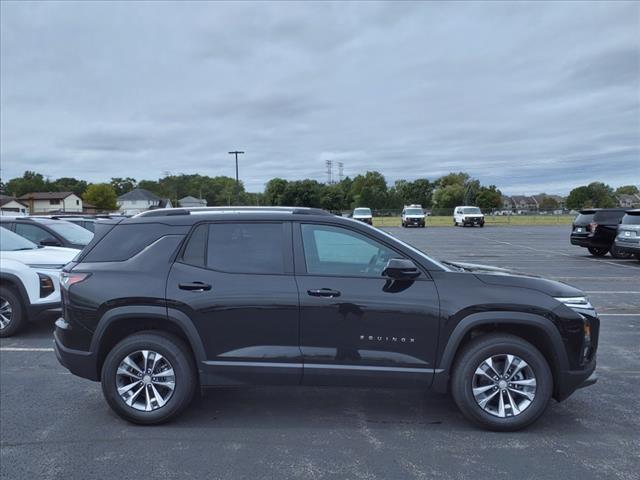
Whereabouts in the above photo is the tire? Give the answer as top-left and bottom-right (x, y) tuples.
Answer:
(610, 246), (633, 259)
(0, 286), (26, 338)
(454, 220), (458, 226)
(101, 331), (196, 425)
(480, 223), (484, 228)
(451, 333), (552, 431)
(587, 246), (608, 257)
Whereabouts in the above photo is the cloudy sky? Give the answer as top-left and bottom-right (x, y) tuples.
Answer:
(1, 1), (638, 194)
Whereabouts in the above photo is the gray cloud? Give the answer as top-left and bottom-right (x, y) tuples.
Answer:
(1, 1), (638, 194)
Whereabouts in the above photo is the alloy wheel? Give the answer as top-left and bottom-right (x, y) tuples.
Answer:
(0, 297), (13, 330)
(115, 350), (176, 412)
(472, 354), (537, 418)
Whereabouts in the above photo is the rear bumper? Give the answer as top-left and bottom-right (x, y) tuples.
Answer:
(28, 302), (61, 321)
(54, 318), (99, 381)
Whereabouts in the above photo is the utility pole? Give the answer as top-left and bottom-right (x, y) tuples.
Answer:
(228, 151), (244, 204)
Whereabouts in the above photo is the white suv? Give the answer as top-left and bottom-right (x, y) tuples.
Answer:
(401, 205), (426, 228)
(453, 206), (485, 227)
(0, 227), (77, 336)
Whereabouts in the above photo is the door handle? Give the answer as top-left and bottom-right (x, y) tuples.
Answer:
(179, 282), (212, 292)
(307, 288), (341, 298)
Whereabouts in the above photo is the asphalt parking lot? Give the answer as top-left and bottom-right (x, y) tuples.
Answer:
(1, 225), (638, 480)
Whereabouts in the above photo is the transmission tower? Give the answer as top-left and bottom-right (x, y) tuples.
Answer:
(325, 160), (333, 184)
(337, 162), (344, 182)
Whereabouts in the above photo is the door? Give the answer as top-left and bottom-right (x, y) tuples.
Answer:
(14, 223), (61, 246)
(294, 222), (440, 387)
(166, 221), (302, 386)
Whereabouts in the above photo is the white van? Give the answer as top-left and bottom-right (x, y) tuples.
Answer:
(453, 206), (485, 227)
(401, 205), (426, 228)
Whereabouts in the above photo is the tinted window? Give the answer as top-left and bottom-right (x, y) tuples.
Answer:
(45, 221), (93, 245)
(83, 224), (172, 262)
(206, 223), (284, 274)
(182, 224), (207, 267)
(593, 210), (626, 224)
(621, 214), (640, 225)
(574, 213), (595, 225)
(15, 223), (52, 244)
(301, 224), (398, 277)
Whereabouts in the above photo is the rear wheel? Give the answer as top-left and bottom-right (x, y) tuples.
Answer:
(610, 246), (633, 259)
(451, 334), (552, 431)
(587, 246), (608, 257)
(0, 286), (25, 338)
(101, 332), (196, 425)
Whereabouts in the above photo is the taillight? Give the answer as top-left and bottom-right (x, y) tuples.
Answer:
(60, 272), (90, 290)
(38, 273), (55, 298)
(588, 222), (598, 233)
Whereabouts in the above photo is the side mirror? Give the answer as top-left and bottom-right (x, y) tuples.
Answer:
(382, 258), (420, 280)
(40, 237), (61, 247)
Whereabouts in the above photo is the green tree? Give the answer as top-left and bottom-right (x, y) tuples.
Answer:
(83, 183), (118, 211)
(351, 171), (388, 209)
(539, 196), (559, 211)
(566, 183), (617, 210)
(281, 180), (323, 207)
(110, 177), (137, 196)
(5, 171), (49, 197)
(475, 185), (502, 211)
(264, 178), (289, 206)
(52, 177), (88, 196)
(566, 186), (591, 210)
(616, 185), (639, 195)
(320, 183), (346, 211)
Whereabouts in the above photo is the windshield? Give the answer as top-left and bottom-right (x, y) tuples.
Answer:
(621, 214), (640, 225)
(46, 221), (94, 245)
(463, 207), (481, 214)
(0, 227), (38, 251)
(354, 208), (372, 216)
(405, 208), (423, 215)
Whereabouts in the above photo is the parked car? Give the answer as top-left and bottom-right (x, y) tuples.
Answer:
(454, 206), (485, 227)
(614, 209), (640, 261)
(55, 207), (598, 431)
(0, 216), (93, 249)
(0, 227), (77, 336)
(401, 205), (425, 227)
(33, 215), (98, 232)
(352, 207), (373, 225)
(570, 208), (632, 258)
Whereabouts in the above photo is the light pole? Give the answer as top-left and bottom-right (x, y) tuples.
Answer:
(228, 151), (244, 204)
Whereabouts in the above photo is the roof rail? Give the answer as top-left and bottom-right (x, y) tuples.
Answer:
(134, 206), (333, 218)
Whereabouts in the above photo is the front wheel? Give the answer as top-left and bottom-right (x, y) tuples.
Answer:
(101, 332), (196, 425)
(451, 334), (552, 431)
(588, 247), (608, 257)
(0, 286), (26, 338)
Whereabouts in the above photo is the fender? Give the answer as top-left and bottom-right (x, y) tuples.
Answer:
(90, 305), (207, 365)
(0, 272), (29, 307)
(432, 311), (569, 393)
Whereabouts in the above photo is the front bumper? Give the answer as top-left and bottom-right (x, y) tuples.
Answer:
(54, 318), (99, 381)
(404, 218), (425, 227)
(462, 218), (484, 226)
(554, 359), (597, 401)
(354, 218), (373, 225)
(614, 239), (640, 255)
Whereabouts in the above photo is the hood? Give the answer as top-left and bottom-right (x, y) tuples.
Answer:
(443, 261), (583, 297)
(1, 246), (78, 267)
(353, 214), (372, 218)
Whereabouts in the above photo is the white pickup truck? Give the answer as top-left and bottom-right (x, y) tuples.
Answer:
(0, 227), (77, 336)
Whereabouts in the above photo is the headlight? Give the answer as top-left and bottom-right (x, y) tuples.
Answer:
(554, 296), (593, 310)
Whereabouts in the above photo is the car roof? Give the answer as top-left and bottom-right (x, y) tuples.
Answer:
(0, 216), (59, 224)
(625, 209), (640, 215)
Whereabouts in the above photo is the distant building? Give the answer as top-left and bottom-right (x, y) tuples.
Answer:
(178, 196), (207, 208)
(0, 195), (28, 216)
(617, 193), (640, 208)
(117, 188), (172, 214)
(18, 192), (83, 214)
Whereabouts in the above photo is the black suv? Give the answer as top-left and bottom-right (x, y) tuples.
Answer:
(0, 216), (93, 249)
(614, 209), (640, 261)
(570, 208), (632, 258)
(55, 207), (598, 431)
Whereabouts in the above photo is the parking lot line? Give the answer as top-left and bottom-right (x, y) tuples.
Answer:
(0, 347), (54, 352)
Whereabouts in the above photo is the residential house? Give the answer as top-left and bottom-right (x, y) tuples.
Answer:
(117, 188), (173, 214)
(18, 192), (83, 214)
(178, 196), (207, 208)
(509, 195), (538, 212)
(0, 195), (28, 216)
(617, 193), (640, 208)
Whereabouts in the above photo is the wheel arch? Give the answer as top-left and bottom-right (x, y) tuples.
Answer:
(91, 306), (207, 379)
(0, 273), (29, 309)
(432, 311), (569, 395)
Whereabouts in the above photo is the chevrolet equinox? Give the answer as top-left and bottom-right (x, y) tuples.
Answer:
(55, 207), (598, 431)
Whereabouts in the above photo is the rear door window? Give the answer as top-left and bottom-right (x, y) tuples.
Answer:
(206, 223), (285, 274)
(82, 223), (178, 262)
(14, 223), (52, 244)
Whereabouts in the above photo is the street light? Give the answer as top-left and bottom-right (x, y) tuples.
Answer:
(228, 151), (244, 204)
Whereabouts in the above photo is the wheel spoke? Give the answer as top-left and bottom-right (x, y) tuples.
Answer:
(508, 358), (529, 380)
(116, 349), (175, 412)
(477, 389), (499, 409)
(483, 357), (501, 379)
(152, 380), (175, 390)
(141, 350), (150, 372)
(125, 385), (145, 406)
(118, 380), (142, 395)
(505, 389), (520, 416)
(151, 384), (168, 408)
(497, 391), (506, 417)
(474, 367), (495, 382)
(473, 384), (495, 396)
(503, 354), (515, 376)
(508, 387), (535, 401)
(117, 367), (140, 380)
(155, 368), (174, 379)
(122, 356), (142, 374)
(150, 352), (165, 373)
(510, 378), (536, 387)
(144, 385), (152, 411)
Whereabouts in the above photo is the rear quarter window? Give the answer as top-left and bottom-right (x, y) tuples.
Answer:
(82, 223), (184, 262)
